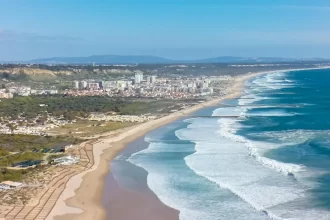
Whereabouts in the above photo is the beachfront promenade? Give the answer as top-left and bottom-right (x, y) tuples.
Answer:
(0, 141), (96, 220)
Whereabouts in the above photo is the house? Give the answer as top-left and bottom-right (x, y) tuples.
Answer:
(53, 156), (79, 165)
(0, 181), (22, 189)
(0, 183), (11, 190)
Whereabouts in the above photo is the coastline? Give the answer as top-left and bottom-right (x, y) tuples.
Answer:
(46, 67), (329, 220)
(102, 137), (180, 220)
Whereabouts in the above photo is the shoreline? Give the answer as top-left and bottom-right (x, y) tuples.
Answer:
(102, 137), (180, 220)
(46, 67), (330, 220)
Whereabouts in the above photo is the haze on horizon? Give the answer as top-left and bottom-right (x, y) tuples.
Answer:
(1, 0), (330, 61)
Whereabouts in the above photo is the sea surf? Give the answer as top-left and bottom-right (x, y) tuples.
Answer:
(119, 68), (330, 220)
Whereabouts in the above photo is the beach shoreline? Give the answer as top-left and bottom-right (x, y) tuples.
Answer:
(46, 67), (329, 220)
(102, 137), (180, 220)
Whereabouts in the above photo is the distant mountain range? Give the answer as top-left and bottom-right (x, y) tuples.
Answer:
(10, 55), (330, 64)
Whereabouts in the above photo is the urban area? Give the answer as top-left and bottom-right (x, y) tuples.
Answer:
(0, 63), (237, 217)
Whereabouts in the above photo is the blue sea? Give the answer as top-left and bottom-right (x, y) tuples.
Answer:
(128, 68), (330, 220)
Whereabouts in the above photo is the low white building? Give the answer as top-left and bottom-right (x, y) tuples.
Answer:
(54, 156), (79, 166)
(0, 181), (22, 190)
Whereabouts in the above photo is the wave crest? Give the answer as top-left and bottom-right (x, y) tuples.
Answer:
(217, 118), (304, 175)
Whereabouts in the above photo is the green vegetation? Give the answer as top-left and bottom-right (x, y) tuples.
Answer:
(0, 149), (9, 157)
(0, 72), (29, 81)
(28, 74), (56, 81)
(0, 134), (81, 152)
(119, 100), (174, 115)
(0, 95), (128, 120)
(0, 168), (30, 182)
(0, 95), (183, 120)
(50, 120), (134, 137)
(0, 152), (44, 167)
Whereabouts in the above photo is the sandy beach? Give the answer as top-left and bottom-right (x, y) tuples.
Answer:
(46, 68), (327, 220)
(102, 137), (180, 220)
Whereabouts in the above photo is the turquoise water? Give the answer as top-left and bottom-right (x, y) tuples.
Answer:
(128, 68), (330, 220)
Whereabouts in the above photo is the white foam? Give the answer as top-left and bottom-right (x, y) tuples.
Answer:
(238, 94), (265, 106)
(129, 137), (269, 220)
(216, 118), (304, 175)
(259, 130), (324, 144)
(175, 107), (330, 220)
(250, 71), (296, 91)
(243, 109), (297, 117)
(176, 125), (305, 220)
(126, 69), (330, 220)
(212, 106), (245, 117)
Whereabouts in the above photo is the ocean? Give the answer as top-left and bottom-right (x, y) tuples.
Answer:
(125, 68), (330, 220)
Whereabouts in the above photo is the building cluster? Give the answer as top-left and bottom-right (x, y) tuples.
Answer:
(0, 116), (70, 135)
(72, 80), (132, 91)
(89, 113), (157, 123)
(134, 72), (156, 84)
(0, 73), (226, 100)
(72, 73), (155, 91)
(4, 87), (58, 96)
(68, 73), (218, 99)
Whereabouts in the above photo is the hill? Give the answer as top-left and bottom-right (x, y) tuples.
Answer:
(26, 55), (329, 65)
(29, 55), (172, 65)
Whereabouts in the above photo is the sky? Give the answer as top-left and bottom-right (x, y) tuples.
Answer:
(1, 0), (330, 61)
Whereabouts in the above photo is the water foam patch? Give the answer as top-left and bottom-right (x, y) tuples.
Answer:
(129, 128), (269, 220)
(216, 118), (304, 175)
(176, 124), (306, 220)
(244, 109), (297, 117)
(251, 71), (296, 91)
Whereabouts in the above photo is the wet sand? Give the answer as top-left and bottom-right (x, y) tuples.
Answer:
(102, 137), (179, 220)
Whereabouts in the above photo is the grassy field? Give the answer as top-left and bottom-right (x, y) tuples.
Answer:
(0, 95), (201, 121)
(0, 152), (44, 167)
(48, 120), (135, 137)
(0, 134), (81, 152)
(0, 168), (30, 182)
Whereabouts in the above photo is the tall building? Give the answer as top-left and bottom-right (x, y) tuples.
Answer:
(79, 81), (88, 90)
(201, 82), (209, 88)
(151, 75), (156, 84)
(87, 82), (99, 90)
(72, 81), (79, 89)
(98, 81), (103, 89)
(134, 73), (143, 84)
(146, 76), (151, 84)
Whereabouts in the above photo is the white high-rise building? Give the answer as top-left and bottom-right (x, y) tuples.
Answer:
(146, 76), (151, 84)
(134, 73), (143, 84)
(87, 82), (99, 90)
(79, 81), (88, 89)
(201, 82), (209, 88)
(151, 75), (156, 84)
(72, 81), (79, 89)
